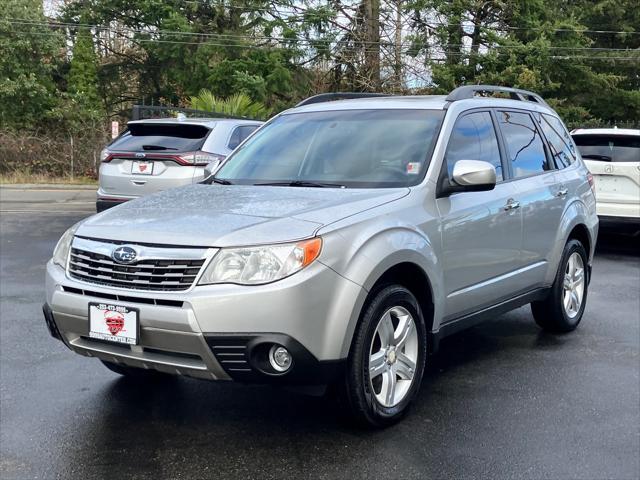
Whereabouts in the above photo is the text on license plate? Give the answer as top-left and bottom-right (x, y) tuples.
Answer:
(89, 303), (139, 345)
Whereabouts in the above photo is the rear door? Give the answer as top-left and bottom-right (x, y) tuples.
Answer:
(100, 122), (212, 198)
(437, 110), (524, 319)
(496, 110), (565, 287)
(572, 133), (640, 218)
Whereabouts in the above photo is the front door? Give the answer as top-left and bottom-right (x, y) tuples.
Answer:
(436, 111), (524, 320)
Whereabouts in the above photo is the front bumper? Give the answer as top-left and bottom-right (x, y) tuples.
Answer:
(45, 259), (364, 384)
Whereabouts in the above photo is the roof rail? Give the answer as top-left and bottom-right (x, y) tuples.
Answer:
(296, 92), (391, 107)
(446, 85), (549, 107)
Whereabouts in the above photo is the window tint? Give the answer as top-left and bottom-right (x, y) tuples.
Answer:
(572, 134), (640, 163)
(228, 125), (260, 150)
(536, 113), (576, 168)
(498, 111), (550, 178)
(109, 123), (211, 153)
(445, 112), (502, 181)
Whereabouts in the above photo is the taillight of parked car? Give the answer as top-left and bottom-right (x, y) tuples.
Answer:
(100, 148), (111, 162)
(99, 149), (225, 166)
(177, 152), (226, 166)
(587, 172), (596, 193)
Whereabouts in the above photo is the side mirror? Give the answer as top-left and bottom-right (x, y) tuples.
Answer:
(450, 160), (496, 192)
(203, 159), (222, 180)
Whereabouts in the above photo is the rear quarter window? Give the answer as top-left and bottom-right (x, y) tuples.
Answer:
(572, 134), (640, 163)
(109, 123), (211, 153)
(536, 113), (577, 168)
(228, 125), (260, 150)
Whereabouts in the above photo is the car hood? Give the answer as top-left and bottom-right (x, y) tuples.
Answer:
(78, 184), (409, 247)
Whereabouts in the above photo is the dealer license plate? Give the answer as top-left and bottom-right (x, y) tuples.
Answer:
(131, 161), (153, 175)
(89, 303), (139, 345)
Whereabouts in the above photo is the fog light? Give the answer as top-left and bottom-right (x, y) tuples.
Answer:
(269, 345), (292, 372)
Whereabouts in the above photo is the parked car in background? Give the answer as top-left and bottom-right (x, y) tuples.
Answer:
(97, 117), (263, 211)
(571, 128), (640, 226)
(45, 86), (598, 427)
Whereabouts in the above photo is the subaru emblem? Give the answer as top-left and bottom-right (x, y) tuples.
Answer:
(135, 152), (146, 158)
(112, 246), (138, 264)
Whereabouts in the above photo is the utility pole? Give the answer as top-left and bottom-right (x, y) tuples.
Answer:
(363, 0), (381, 90)
(394, 0), (403, 91)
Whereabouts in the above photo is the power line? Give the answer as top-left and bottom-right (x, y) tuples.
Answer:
(5, 30), (639, 61)
(5, 19), (640, 53)
(6, 12), (640, 37)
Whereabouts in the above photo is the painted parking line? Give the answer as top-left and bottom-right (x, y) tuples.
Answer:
(1, 210), (95, 214)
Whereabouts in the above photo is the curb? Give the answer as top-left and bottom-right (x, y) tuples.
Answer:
(0, 184), (97, 191)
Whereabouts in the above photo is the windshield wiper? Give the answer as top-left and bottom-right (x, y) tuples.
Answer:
(254, 180), (346, 188)
(207, 177), (233, 185)
(141, 144), (178, 151)
(581, 154), (612, 161)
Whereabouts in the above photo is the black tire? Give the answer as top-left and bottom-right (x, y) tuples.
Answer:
(531, 239), (589, 333)
(341, 285), (427, 428)
(100, 360), (174, 380)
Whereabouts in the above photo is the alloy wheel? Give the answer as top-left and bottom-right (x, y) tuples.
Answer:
(563, 252), (585, 318)
(368, 306), (419, 408)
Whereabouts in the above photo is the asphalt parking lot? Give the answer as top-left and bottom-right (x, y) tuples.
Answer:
(1, 186), (639, 480)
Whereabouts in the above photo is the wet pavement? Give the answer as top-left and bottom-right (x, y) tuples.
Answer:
(1, 188), (638, 479)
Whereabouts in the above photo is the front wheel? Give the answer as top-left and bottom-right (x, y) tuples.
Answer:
(341, 285), (427, 427)
(531, 239), (589, 333)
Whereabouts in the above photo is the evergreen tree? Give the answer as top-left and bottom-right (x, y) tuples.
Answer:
(67, 27), (103, 114)
(0, 0), (63, 128)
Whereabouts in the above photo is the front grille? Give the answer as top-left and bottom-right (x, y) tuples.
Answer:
(68, 247), (206, 291)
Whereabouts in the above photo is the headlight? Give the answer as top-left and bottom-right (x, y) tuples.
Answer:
(198, 238), (322, 285)
(52, 223), (81, 268)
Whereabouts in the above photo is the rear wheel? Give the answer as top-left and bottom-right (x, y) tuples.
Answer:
(341, 285), (427, 427)
(100, 360), (174, 380)
(531, 239), (588, 333)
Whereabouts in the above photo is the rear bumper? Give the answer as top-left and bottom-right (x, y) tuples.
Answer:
(595, 201), (640, 220)
(96, 197), (131, 212)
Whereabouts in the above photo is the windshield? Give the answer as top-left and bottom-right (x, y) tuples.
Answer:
(573, 134), (640, 163)
(109, 123), (212, 152)
(215, 109), (444, 188)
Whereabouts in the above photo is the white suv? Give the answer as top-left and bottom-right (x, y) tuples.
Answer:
(97, 118), (263, 211)
(571, 128), (640, 225)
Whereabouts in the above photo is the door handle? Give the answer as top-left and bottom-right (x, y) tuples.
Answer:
(556, 187), (568, 197)
(131, 180), (147, 186)
(504, 199), (520, 211)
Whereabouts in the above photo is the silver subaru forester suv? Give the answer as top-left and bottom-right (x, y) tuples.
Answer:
(44, 86), (598, 427)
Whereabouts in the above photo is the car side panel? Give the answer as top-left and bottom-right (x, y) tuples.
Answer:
(316, 196), (446, 353)
(510, 170), (566, 285)
(544, 163), (599, 283)
(435, 182), (525, 319)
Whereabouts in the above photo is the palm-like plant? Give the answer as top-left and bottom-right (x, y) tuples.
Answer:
(189, 89), (270, 120)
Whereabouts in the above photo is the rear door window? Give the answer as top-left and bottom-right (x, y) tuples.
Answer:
(498, 111), (551, 178)
(572, 134), (640, 163)
(109, 123), (211, 153)
(445, 111), (503, 181)
(228, 125), (260, 150)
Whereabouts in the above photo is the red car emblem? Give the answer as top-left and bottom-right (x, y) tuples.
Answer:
(139, 164), (148, 172)
(104, 310), (125, 335)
